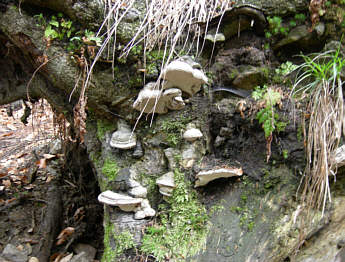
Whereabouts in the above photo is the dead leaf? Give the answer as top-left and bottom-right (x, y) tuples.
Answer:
(0, 132), (14, 137)
(2, 179), (11, 188)
(36, 158), (47, 169)
(56, 227), (75, 245)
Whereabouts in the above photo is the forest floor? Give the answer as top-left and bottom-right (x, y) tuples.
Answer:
(0, 100), (103, 262)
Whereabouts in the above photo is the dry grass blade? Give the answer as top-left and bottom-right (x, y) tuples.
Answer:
(292, 48), (345, 214)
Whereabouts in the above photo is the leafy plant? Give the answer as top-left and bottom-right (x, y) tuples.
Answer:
(292, 48), (345, 213)
(252, 85), (286, 161)
(267, 16), (289, 37)
(44, 14), (75, 40)
(275, 61), (298, 76)
(102, 158), (119, 181)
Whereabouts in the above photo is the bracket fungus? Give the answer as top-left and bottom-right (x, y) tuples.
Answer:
(162, 56), (208, 97)
(194, 167), (243, 187)
(98, 191), (155, 219)
(98, 190), (142, 212)
(133, 82), (185, 114)
(156, 171), (176, 197)
(110, 120), (136, 149)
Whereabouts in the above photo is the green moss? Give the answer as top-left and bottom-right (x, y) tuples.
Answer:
(140, 169), (209, 261)
(160, 116), (192, 147)
(97, 120), (116, 140)
(102, 158), (119, 181)
(102, 212), (116, 262)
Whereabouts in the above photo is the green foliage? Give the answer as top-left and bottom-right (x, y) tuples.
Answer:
(102, 158), (119, 181)
(294, 13), (306, 22)
(275, 61), (298, 76)
(140, 169), (208, 261)
(267, 16), (289, 37)
(43, 14), (75, 40)
(252, 85), (286, 139)
(282, 149), (289, 159)
(160, 116), (191, 147)
(96, 120), (115, 140)
(102, 216), (116, 262)
(113, 231), (135, 256)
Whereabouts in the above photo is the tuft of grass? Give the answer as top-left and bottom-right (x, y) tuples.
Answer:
(292, 47), (345, 214)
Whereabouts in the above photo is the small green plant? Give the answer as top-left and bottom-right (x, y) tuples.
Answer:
(252, 85), (287, 161)
(160, 116), (191, 147)
(140, 169), (208, 261)
(113, 231), (135, 256)
(96, 120), (115, 140)
(282, 149), (289, 159)
(102, 158), (119, 181)
(275, 61), (298, 76)
(44, 13), (74, 40)
(294, 13), (306, 22)
(266, 16), (289, 37)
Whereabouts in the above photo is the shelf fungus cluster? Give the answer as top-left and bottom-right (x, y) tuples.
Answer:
(133, 56), (208, 114)
(194, 167), (243, 187)
(98, 191), (155, 220)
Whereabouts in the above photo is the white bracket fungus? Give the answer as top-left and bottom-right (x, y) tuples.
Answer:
(183, 123), (203, 142)
(156, 171), (175, 197)
(162, 56), (208, 97)
(195, 167), (243, 187)
(110, 120), (137, 149)
(98, 191), (142, 212)
(133, 82), (185, 114)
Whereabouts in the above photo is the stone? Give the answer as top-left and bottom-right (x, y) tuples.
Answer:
(195, 167), (243, 187)
(73, 243), (96, 261)
(28, 258), (39, 262)
(164, 148), (180, 170)
(133, 141), (144, 158)
(162, 57), (208, 96)
(156, 172), (176, 197)
(133, 82), (185, 114)
(60, 253), (73, 262)
(181, 141), (205, 169)
(183, 123), (203, 142)
(98, 191), (142, 212)
(110, 120), (136, 149)
(232, 66), (268, 90)
(128, 186), (147, 198)
(1, 244), (28, 262)
(69, 252), (89, 262)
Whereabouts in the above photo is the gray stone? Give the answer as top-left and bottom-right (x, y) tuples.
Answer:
(2, 244), (28, 262)
(70, 252), (89, 262)
(164, 148), (180, 170)
(73, 243), (96, 261)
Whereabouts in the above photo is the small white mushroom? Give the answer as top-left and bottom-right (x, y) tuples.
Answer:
(133, 83), (185, 114)
(134, 199), (156, 219)
(156, 171), (175, 197)
(195, 167), (243, 187)
(162, 57), (208, 97)
(205, 33), (226, 43)
(98, 191), (142, 212)
(183, 123), (203, 142)
(110, 120), (136, 149)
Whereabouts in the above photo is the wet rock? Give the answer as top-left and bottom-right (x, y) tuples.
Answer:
(162, 56), (208, 97)
(183, 123), (203, 142)
(133, 141), (144, 158)
(181, 141), (205, 169)
(195, 167), (243, 187)
(110, 120), (137, 150)
(214, 136), (226, 148)
(133, 82), (185, 114)
(232, 65), (269, 90)
(274, 25), (325, 54)
(156, 171), (176, 197)
(2, 244), (28, 262)
(211, 47), (267, 89)
(73, 243), (96, 261)
(70, 252), (89, 262)
(164, 148), (180, 170)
